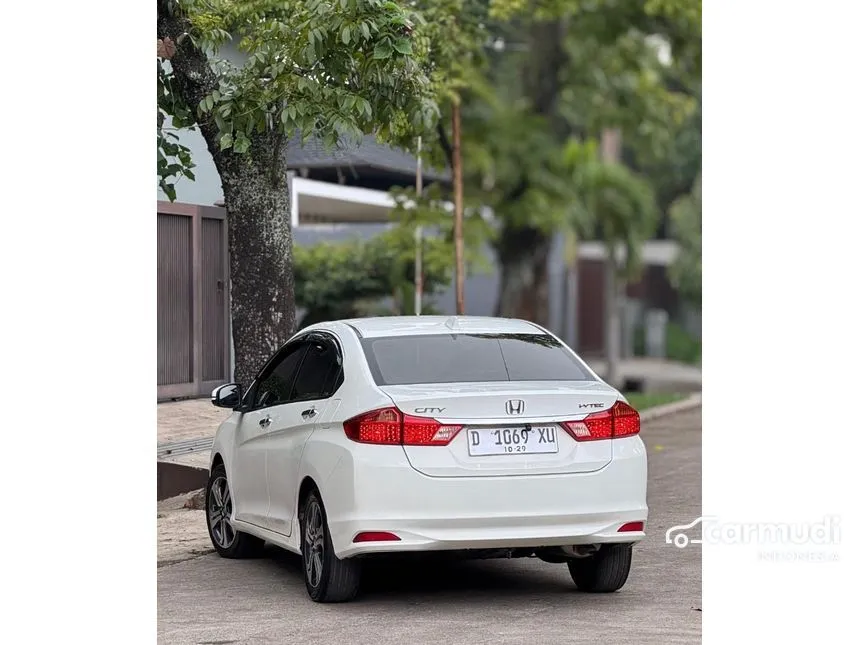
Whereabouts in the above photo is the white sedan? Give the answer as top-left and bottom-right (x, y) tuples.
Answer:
(206, 316), (647, 602)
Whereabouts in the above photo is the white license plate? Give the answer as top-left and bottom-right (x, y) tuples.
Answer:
(466, 425), (560, 456)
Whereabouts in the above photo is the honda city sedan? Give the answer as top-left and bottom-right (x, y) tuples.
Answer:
(206, 316), (647, 602)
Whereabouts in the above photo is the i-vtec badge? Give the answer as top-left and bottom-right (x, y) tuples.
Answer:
(579, 402), (604, 409)
(414, 407), (445, 414)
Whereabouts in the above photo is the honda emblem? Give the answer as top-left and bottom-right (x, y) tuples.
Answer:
(505, 399), (525, 415)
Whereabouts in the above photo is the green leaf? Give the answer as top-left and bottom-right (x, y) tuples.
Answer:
(341, 26), (350, 45)
(393, 38), (412, 55)
(361, 22), (371, 40)
(234, 134), (251, 154)
(219, 132), (233, 150)
(373, 42), (393, 60)
(163, 183), (177, 202)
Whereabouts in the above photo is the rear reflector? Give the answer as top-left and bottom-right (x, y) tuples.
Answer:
(561, 401), (640, 441)
(343, 407), (462, 446)
(353, 531), (401, 543)
(618, 521), (645, 533)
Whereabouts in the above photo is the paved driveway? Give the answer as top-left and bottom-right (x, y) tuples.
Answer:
(158, 410), (702, 644)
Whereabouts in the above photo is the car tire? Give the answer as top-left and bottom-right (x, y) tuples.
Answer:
(205, 463), (265, 558)
(300, 489), (361, 603)
(567, 543), (633, 593)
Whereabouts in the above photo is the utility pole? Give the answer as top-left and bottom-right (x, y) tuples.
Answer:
(452, 101), (465, 315)
(414, 136), (423, 316)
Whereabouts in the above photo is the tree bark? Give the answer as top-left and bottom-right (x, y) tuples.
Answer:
(600, 127), (623, 386)
(494, 225), (552, 326)
(490, 19), (566, 327)
(603, 244), (622, 388)
(158, 1), (295, 387)
(217, 138), (295, 387)
(452, 102), (465, 315)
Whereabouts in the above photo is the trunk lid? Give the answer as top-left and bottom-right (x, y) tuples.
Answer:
(381, 381), (620, 478)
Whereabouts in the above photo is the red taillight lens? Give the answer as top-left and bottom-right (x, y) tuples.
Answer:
(611, 401), (640, 437)
(343, 407), (402, 444)
(343, 408), (461, 446)
(402, 414), (462, 446)
(561, 401), (640, 441)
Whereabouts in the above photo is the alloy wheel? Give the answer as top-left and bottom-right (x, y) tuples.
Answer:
(208, 476), (236, 549)
(304, 499), (325, 588)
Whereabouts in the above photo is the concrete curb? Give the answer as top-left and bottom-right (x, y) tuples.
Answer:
(639, 392), (702, 423)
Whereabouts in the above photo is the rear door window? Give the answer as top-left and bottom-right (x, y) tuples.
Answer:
(291, 338), (343, 401)
(361, 333), (594, 386)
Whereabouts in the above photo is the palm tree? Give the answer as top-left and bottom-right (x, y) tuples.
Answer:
(566, 140), (660, 386)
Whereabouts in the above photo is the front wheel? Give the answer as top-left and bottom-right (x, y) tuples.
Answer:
(567, 543), (633, 592)
(301, 490), (361, 603)
(205, 464), (265, 558)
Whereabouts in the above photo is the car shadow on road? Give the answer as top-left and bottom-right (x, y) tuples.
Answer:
(263, 545), (590, 602)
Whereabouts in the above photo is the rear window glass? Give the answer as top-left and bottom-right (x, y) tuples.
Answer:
(360, 333), (595, 386)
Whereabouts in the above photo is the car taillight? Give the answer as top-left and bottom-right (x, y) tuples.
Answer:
(402, 414), (462, 445)
(343, 407), (462, 446)
(343, 407), (402, 444)
(561, 401), (640, 441)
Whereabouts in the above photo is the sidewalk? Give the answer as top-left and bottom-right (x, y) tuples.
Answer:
(158, 398), (230, 444)
(586, 357), (702, 393)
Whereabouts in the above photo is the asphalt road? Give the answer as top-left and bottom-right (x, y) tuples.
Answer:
(158, 409), (702, 645)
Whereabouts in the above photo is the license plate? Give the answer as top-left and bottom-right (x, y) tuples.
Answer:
(466, 425), (560, 456)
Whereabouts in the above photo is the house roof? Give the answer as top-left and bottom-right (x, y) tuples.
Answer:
(285, 134), (450, 183)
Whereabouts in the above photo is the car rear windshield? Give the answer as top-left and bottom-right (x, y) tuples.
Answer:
(360, 333), (595, 386)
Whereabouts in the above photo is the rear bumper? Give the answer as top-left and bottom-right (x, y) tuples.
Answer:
(323, 436), (648, 559)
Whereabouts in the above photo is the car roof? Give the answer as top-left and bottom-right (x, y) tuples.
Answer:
(324, 316), (545, 339)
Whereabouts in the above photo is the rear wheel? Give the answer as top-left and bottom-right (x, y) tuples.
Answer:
(567, 543), (633, 592)
(205, 463), (265, 558)
(301, 490), (361, 603)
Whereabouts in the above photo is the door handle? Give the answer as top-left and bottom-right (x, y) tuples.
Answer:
(259, 415), (272, 428)
(302, 408), (317, 419)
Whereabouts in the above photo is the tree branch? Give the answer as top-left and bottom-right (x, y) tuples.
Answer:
(157, 0), (220, 157)
(436, 121), (454, 169)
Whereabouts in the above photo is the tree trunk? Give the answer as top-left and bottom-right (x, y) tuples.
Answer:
(216, 139), (295, 387)
(604, 245), (622, 388)
(452, 101), (465, 315)
(494, 225), (552, 326)
(158, 3), (296, 387)
(600, 127), (623, 386)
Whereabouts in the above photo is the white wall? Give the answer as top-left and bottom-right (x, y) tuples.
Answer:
(157, 43), (248, 206)
(157, 115), (223, 206)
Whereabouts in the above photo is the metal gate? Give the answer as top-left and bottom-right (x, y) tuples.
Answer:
(157, 201), (230, 400)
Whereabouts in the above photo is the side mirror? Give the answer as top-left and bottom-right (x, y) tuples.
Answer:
(211, 383), (242, 409)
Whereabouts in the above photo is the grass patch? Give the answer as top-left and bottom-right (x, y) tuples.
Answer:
(624, 392), (686, 411)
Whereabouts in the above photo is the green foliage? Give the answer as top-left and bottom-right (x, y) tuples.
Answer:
(157, 61), (196, 200)
(388, 183), (493, 274)
(293, 192), (489, 327)
(293, 237), (391, 326)
(625, 391), (685, 410)
(665, 320), (701, 365)
(427, 0), (701, 271)
(668, 172), (701, 305)
(412, 0), (491, 102)
(565, 139), (660, 279)
(157, 0), (440, 194)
